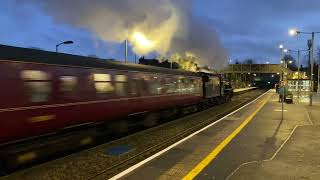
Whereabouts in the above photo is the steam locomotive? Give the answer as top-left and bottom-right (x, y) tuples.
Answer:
(0, 45), (233, 145)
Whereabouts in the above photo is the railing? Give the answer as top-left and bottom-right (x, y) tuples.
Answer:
(224, 64), (291, 74)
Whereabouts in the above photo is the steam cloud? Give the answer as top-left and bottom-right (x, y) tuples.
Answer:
(24, 0), (228, 69)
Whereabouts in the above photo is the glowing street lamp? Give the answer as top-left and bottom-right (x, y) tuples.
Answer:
(289, 29), (298, 36)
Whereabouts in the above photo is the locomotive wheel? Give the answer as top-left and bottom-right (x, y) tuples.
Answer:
(197, 103), (205, 111)
(220, 96), (227, 104)
(0, 160), (6, 176)
(160, 108), (178, 119)
(215, 97), (222, 105)
(107, 120), (129, 134)
(142, 113), (159, 128)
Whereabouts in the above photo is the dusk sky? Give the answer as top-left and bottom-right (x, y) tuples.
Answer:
(2, 0), (320, 67)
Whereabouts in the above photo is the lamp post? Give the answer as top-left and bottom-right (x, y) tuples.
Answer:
(289, 29), (320, 106)
(56, 41), (74, 53)
(125, 39), (128, 63)
(279, 44), (286, 121)
(288, 49), (310, 98)
(318, 49), (320, 95)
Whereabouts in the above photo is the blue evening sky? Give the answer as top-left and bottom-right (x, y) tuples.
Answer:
(2, 0), (320, 65)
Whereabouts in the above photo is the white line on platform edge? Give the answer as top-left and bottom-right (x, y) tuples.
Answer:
(274, 109), (288, 112)
(109, 90), (271, 180)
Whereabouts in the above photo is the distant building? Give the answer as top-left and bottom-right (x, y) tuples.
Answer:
(289, 71), (308, 80)
(287, 71), (311, 97)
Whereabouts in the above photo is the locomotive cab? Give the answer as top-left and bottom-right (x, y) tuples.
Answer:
(223, 82), (234, 101)
(200, 72), (233, 102)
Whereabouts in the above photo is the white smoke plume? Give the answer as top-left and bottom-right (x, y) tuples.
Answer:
(22, 0), (229, 69)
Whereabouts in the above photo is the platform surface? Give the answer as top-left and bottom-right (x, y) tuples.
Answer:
(111, 91), (320, 180)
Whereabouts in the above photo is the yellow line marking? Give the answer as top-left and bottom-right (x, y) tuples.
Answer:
(17, 152), (37, 163)
(274, 109), (287, 112)
(80, 137), (93, 145)
(182, 95), (270, 180)
(29, 115), (56, 123)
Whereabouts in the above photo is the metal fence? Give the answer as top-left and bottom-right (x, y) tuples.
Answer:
(224, 64), (290, 74)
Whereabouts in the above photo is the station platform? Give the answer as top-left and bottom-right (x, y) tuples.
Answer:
(112, 90), (320, 180)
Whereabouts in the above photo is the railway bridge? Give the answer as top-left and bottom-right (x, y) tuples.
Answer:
(223, 64), (292, 88)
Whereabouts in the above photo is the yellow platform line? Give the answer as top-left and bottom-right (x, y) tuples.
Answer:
(182, 95), (270, 180)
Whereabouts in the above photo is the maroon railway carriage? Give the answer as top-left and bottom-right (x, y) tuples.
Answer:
(0, 45), (204, 145)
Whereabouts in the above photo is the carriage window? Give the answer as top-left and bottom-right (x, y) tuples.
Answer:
(194, 78), (202, 93)
(211, 77), (220, 86)
(60, 76), (77, 92)
(115, 75), (127, 82)
(21, 70), (51, 103)
(95, 82), (114, 93)
(21, 70), (49, 80)
(149, 76), (162, 95)
(189, 78), (201, 93)
(115, 75), (128, 96)
(177, 78), (187, 93)
(129, 78), (139, 96)
(93, 73), (114, 94)
(94, 74), (111, 81)
(165, 78), (177, 94)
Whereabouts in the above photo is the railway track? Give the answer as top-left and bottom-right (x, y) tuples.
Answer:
(2, 89), (266, 179)
(90, 89), (266, 179)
